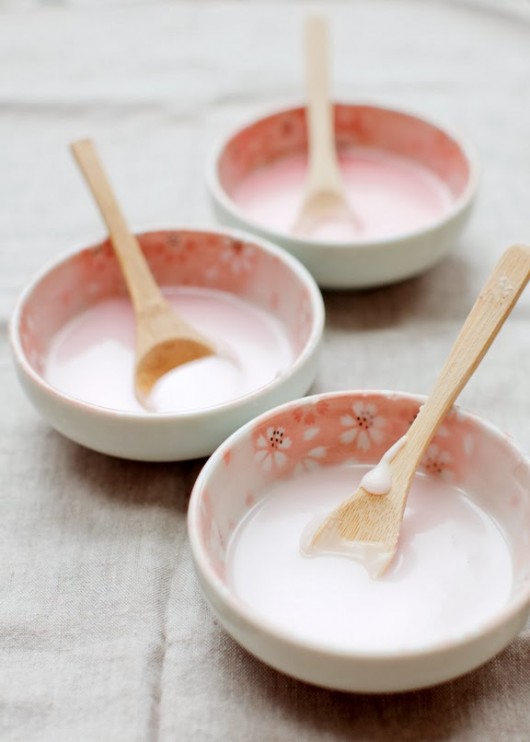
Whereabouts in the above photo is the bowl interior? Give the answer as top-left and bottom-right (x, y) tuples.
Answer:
(193, 391), (530, 604)
(15, 229), (318, 381)
(217, 105), (471, 206)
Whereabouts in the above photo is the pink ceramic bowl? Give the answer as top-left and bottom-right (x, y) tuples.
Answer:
(188, 390), (530, 693)
(10, 227), (324, 461)
(207, 103), (478, 289)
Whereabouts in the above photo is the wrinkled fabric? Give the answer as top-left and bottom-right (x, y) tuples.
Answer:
(1, 1), (529, 740)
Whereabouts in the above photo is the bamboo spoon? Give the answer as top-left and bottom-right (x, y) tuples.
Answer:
(71, 138), (215, 407)
(310, 244), (530, 576)
(292, 16), (360, 237)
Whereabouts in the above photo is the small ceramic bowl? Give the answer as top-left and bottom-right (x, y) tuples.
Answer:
(207, 103), (479, 289)
(188, 390), (530, 693)
(10, 228), (324, 461)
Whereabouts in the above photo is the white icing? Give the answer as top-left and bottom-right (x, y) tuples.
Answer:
(227, 465), (514, 653)
(360, 434), (408, 495)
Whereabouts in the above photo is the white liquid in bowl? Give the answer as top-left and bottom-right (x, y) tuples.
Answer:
(231, 149), (454, 242)
(227, 464), (513, 653)
(44, 287), (293, 413)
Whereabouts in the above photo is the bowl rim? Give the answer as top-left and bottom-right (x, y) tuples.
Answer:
(188, 388), (530, 662)
(9, 224), (325, 421)
(205, 100), (480, 250)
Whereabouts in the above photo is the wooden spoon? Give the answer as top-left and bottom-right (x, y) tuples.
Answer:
(311, 244), (530, 576)
(71, 138), (214, 406)
(292, 16), (360, 237)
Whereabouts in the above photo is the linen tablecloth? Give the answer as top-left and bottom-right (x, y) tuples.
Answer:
(1, 1), (529, 739)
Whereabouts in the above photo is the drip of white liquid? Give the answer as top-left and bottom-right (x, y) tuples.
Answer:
(359, 434), (408, 495)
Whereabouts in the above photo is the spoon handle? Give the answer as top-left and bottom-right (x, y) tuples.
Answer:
(404, 245), (530, 469)
(303, 16), (343, 194)
(71, 138), (163, 313)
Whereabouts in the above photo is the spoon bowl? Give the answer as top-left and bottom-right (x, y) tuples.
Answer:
(292, 190), (360, 238)
(133, 301), (214, 402)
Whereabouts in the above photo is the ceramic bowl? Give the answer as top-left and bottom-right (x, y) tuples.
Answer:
(10, 227), (324, 461)
(188, 390), (530, 693)
(207, 103), (479, 289)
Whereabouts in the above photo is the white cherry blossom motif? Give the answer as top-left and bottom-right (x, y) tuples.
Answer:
(220, 240), (256, 275)
(293, 427), (326, 473)
(294, 446), (326, 474)
(422, 444), (453, 480)
(340, 402), (386, 451)
(255, 426), (292, 471)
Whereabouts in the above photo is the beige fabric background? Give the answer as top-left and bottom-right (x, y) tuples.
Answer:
(1, 1), (529, 740)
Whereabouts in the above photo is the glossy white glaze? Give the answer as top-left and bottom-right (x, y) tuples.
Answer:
(228, 464), (513, 653)
(359, 434), (408, 495)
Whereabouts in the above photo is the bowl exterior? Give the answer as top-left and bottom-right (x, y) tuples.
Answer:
(12, 345), (321, 461)
(211, 195), (474, 289)
(199, 570), (529, 692)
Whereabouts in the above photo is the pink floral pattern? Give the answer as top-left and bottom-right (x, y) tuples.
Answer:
(218, 238), (257, 276)
(254, 426), (292, 472)
(421, 443), (454, 481)
(246, 393), (473, 481)
(293, 435), (327, 474)
(339, 401), (387, 450)
(193, 391), (530, 582)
